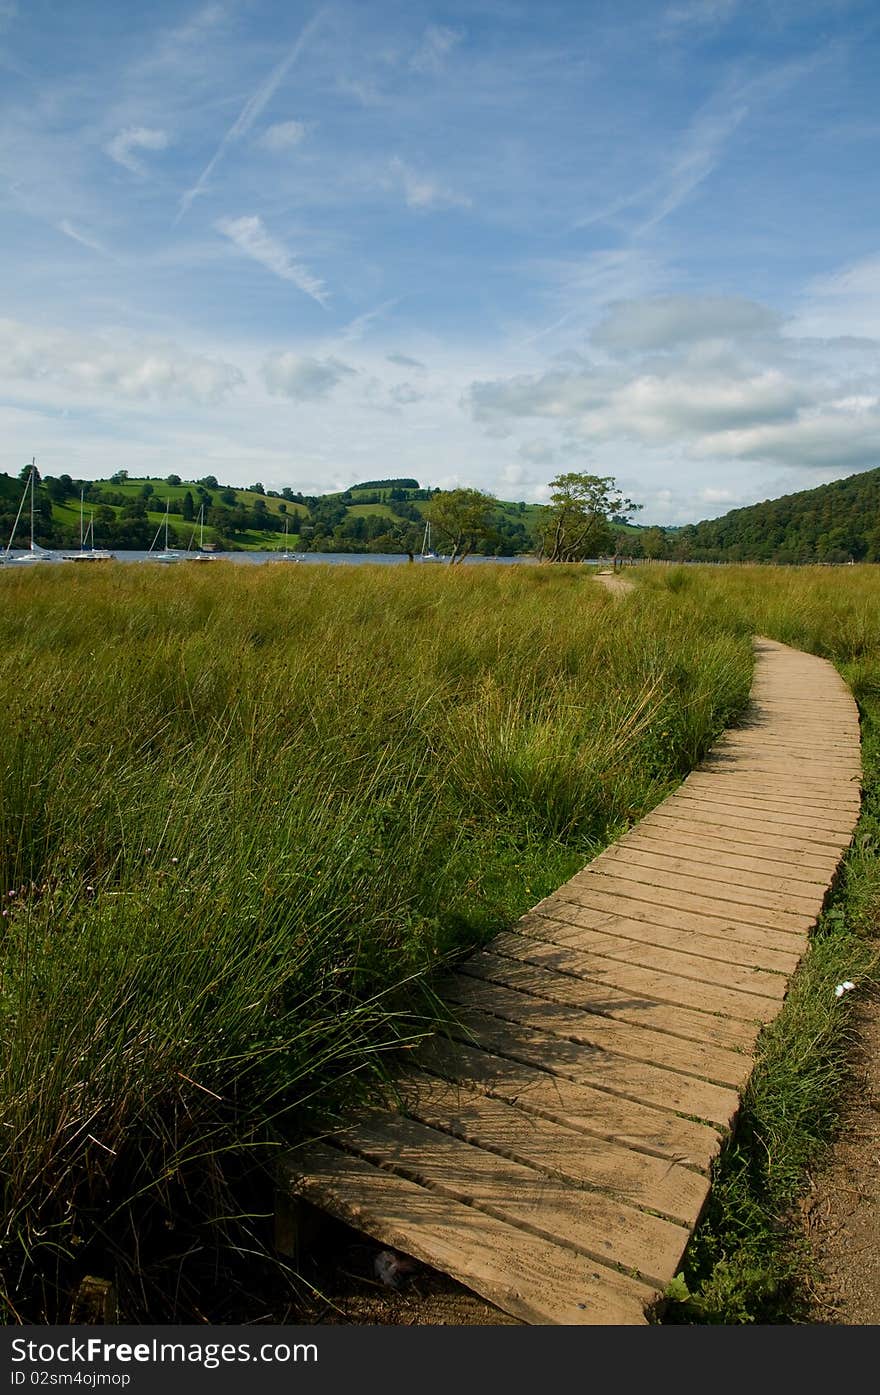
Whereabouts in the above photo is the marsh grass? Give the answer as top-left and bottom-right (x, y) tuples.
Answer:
(0, 561), (750, 1319)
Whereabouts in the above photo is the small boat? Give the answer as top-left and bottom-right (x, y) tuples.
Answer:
(3, 459), (57, 564)
(418, 520), (445, 562)
(182, 504), (219, 562)
(62, 492), (115, 561)
(268, 517), (300, 562)
(146, 498), (183, 563)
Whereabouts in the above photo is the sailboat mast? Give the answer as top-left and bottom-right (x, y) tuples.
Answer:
(30, 458), (35, 551)
(165, 498), (169, 550)
(80, 489), (84, 551)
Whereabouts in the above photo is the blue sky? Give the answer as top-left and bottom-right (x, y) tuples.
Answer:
(2, 0), (880, 521)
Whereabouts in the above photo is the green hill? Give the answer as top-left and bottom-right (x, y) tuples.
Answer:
(0, 471), (537, 556)
(667, 467), (880, 564)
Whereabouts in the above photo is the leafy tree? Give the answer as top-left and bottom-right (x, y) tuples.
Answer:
(536, 473), (641, 562)
(182, 491), (195, 522)
(198, 475), (219, 490)
(110, 470), (128, 484)
(140, 482), (154, 499)
(219, 488), (236, 506)
(427, 487), (496, 564)
(642, 526), (668, 560)
(165, 474), (181, 486)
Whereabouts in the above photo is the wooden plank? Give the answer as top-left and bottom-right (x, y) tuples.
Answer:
(534, 888), (809, 960)
(455, 955), (764, 1078)
(335, 1110), (690, 1285)
(600, 840), (828, 903)
(444, 974), (747, 1119)
(615, 828), (833, 889)
(671, 790), (859, 837)
(643, 807), (850, 858)
(588, 847), (820, 917)
(398, 1069), (711, 1223)
(564, 868), (814, 934)
(442, 1000), (740, 1129)
(284, 1144), (658, 1325)
(517, 905), (801, 975)
(493, 925), (789, 1001)
(416, 1033), (722, 1171)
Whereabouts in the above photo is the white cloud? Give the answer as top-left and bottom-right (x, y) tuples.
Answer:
(694, 409), (880, 469)
(262, 352), (355, 400)
(411, 25), (462, 74)
(0, 318), (243, 403)
(105, 126), (170, 175)
(259, 120), (307, 150)
(387, 157), (471, 211)
(592, 296), (779, 353)
(215, 215), (328, 304)
(466, 291), (880, 474)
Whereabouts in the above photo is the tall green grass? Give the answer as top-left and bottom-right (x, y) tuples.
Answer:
(0, 562), (751, 1319)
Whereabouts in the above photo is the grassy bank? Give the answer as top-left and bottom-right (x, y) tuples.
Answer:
(633, 566), (880, 1323)
(0, 562), (750, 1320)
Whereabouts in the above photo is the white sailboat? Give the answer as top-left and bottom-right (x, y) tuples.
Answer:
(62, 491), (115, 561)
(146, 498), (183, 563)
(418, 519), (444, 562)
(183, 504), (219, 562)
(270, 516), (299, 562)
(3, 459), (56, 564)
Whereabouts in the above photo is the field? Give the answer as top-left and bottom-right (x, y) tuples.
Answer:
(2, 560), (879, 1324)
(0, 562), (750, 1321)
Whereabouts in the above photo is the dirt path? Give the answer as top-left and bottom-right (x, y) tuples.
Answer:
(802, 990), (880, 1323)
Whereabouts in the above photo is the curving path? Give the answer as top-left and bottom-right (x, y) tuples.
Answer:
(281, 614), (861, 1324)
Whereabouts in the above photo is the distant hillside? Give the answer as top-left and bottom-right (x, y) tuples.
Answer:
(668, 468), (880, 563)
(0, 471), (537, 556)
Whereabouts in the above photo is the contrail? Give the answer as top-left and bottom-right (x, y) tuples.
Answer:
(175, 7), (326, 223)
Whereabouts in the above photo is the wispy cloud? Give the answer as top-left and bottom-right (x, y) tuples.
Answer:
(387, 157), (471, 211)
(175, 8), (326, 221)
(58, 219), (113, 259)
(664, 0), (739, 30)
(215, 215), (328, 304)
(411, 25), (462, 74)
(336, 299), (399, 344)
(258, 120), (307, 151)
(105, 126), (170, 176)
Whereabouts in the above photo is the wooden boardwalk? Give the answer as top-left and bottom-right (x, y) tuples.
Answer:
(281, 631), (862, 1325)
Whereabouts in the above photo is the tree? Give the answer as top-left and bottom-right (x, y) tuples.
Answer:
(182, 491), (195, 522)
(110, 470), (128, 484)
(536, 473), (641, 562)
(426, 488), (496, 564)
(642, 526), (668, 560)
(198, 475), (219, 490)
(165, 474), (181, 486)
